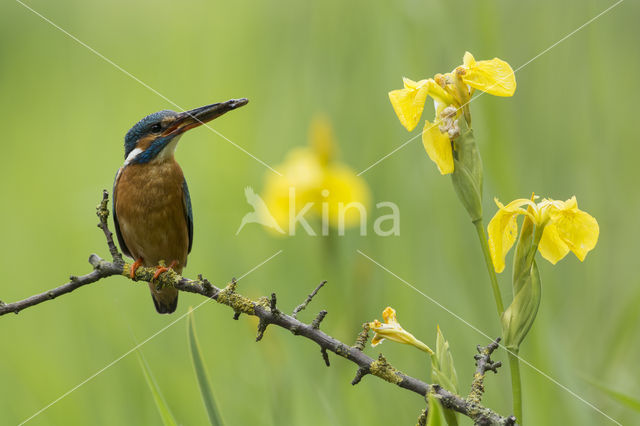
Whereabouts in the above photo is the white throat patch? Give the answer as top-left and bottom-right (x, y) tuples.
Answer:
(123, 148), (143, 166)
(122, 134), (182, 166)
(151, 135), (181, 164)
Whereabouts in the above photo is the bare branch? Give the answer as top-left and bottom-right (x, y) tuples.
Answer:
(292, 280), (326, 318)
(352, 322), (371, 351)
(469, 337), (503, 405)
(96, 189), (124, 265)
(0, 255), (122, 315)
(320, 347), (330, 367)
(416, 407), (428, 426)
(0, 192), (517, 425)
(351, 366), (369, 385)
(311, 310), (327, 329)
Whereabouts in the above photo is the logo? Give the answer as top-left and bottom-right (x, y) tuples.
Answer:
(236, 187), (286, 235)
(236, 186), (399, 236)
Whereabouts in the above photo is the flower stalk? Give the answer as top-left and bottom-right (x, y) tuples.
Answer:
(508, 350), (523, 424)
(473, 220), (505, 316)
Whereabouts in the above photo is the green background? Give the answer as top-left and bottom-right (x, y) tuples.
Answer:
(1, 0), (638, 424)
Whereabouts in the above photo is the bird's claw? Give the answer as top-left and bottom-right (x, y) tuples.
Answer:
(130, 258), (143, 279)
(152, 261), (177, 281)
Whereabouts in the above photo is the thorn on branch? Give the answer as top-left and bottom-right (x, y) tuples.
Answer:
(88, 254), (101, 269)
(256, 318), (269, 342)
(270, 293), (279, 315)
(353, 322), (371, 351)
(320, 347), (330, 367)
(198, 274), (216, 297)
(311, 310), (327, 329)
(351, 366), (370, 385)
(468, 337), (502, 405)
(292, 280), (327, 318)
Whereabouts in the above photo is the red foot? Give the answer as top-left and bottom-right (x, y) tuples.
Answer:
(152, 260), (178, 281)
(130, 258), (143, 279)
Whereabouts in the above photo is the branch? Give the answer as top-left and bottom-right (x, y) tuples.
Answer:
(0, 192), (516, 425)
(292, 280), (326, 318)
(469, 337), (503, 405)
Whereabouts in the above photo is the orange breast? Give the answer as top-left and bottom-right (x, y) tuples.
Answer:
(115, 159), (189, 273)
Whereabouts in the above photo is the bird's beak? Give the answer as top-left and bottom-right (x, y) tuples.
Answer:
(163, 98), (249, 137)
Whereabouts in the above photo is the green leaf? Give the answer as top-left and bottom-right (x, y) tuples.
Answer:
(136, 352), (178, 426)
(430, 327), (459, 426)
(188, 308), (224, 426)
(426, 393), (445, 426)
(585, 378), (640, 412)
(431, 326), (458, 394)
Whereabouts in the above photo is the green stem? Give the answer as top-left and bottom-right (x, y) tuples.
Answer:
(472, 219), (505, 316)
(508, 351), (523, 424)
(473, 219), (524, 422)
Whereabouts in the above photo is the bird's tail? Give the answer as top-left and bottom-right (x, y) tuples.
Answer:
(148, 283), (179, 314)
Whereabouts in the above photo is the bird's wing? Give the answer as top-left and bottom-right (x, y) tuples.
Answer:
(245, 186), (255, 201)
(112, 167), (133, 259)
(182, 178), (194, 254)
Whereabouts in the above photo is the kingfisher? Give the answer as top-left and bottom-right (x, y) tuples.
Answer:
(113, 98), (248, 314)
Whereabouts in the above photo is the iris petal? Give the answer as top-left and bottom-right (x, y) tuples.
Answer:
(549, 203), (599, 261)
(388, 78), (430, 131)
(538, 223), (571, 264)
(422, 120), (454, 175)
(462, 57), (516, 97)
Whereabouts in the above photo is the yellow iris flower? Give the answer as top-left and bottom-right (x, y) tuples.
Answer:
(261, 116), (370, 234)
(369, 307), (433, 354)
(388, 52), (516, 175)
(488, 196), (599, 273)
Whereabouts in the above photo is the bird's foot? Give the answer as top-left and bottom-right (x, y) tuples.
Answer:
(130, 258), (143, 279)
(152, 260), (178, 281)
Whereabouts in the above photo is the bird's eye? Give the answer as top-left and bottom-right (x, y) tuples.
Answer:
(150, 123), (162, 133)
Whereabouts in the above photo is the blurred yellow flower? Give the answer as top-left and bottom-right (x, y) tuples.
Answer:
(388, 52), (516, 175)
(488, 196), (599, 273)
(369, 307), (433, 354)
(261, 116), (370, 234)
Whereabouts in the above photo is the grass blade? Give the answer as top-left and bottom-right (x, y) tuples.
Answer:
(585, 378), (640, 412)
(136, 351), (178, 426)
(188, 307), (224, 426)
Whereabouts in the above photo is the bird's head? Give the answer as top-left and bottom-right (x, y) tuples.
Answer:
(123, 98), (248, 165)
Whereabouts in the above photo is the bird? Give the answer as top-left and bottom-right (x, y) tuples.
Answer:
(113, 98), (248, 314)
(236, 186), (285, 235)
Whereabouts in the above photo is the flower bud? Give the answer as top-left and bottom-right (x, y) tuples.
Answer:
(501, 209), (542, 350)
(450, 117), (483, 222)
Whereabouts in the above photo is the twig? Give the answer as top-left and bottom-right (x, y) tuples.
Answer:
(320, 347), (330, 367)
(0, 255), (123, 315)
(416, 407), (428, 426)
(0, 192), (516, 425)
(311, 310), (327, 329)
(352, 322), (371, 351)
(351, 366), (369, 385)
(97, 189), (124, 266)
(292, 280), (326, 318)
(469, 337), (503, 405)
